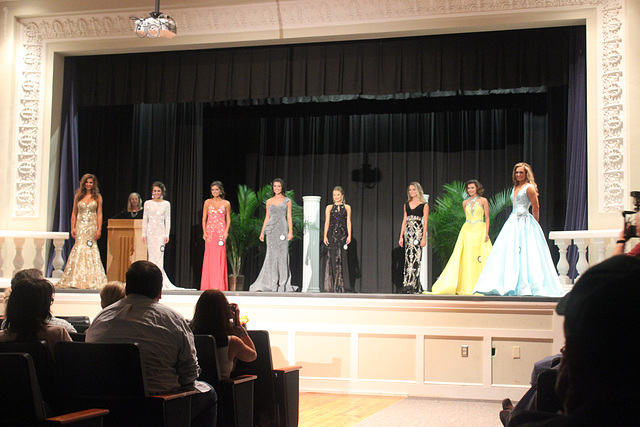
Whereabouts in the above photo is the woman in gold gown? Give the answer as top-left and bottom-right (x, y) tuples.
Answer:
(58, 173), (108, 289)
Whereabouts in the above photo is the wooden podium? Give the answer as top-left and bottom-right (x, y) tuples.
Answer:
(106, 219), (147, 282)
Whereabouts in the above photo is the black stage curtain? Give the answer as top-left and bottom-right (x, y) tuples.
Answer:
(66, 26), (583, 291)
(71, 27), (571, 106)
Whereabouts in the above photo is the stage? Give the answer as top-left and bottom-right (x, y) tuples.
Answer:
(45, 289), (563, 401)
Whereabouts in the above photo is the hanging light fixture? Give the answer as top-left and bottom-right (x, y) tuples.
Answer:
(130, 0), (177, 38)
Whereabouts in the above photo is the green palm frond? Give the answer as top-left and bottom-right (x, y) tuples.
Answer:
(427, 181), (467, 267)
(488, 187), (513, 242)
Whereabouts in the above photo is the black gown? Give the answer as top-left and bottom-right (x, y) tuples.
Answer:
(403, 201), (426, 293)
(323, 204), (349, 292)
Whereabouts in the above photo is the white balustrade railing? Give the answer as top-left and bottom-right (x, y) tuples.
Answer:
(548, 229), (620, 291)
(0, 230), (70, 281)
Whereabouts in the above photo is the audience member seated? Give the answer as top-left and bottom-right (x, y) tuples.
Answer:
(508, 255), (640, 426)
(99, 280), (126, 308)
(0, 276), (72, 355)
(2, 268), (76, 334)
(86, 260), (217, 427)
(500, 353), (562, 425)
(190, 290), (257, 378)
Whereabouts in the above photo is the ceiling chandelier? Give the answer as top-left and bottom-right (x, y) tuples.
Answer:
(131, 0), (177, 38)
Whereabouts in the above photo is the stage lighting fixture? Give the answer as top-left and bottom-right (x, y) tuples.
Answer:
(130, 0), (177, 38)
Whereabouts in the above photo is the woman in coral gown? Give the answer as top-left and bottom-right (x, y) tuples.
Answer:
(473, 163), (564, 296)
(59, 173), (108, 289)
(142, 181), (176, 289)
(201, 181), (231, 291)
(431, 180), (492, 295)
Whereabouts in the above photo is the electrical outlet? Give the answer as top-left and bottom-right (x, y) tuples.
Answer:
(461, 345), (469, 357)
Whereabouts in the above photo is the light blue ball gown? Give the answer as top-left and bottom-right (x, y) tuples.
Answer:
(472, 183), (564, 296)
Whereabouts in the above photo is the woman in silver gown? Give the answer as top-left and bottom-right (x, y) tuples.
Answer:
(250, 178), (295, 292)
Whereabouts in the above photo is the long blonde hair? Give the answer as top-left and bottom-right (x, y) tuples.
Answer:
(406, 182), (428, 203)
(512, 162), (538, 195)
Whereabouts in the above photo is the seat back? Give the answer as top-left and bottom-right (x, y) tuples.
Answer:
(57, 316), (91, 333)
(0, 352), (47, 423)
(56, 341), (147, 399)
(69, 332), (86, 342)
(233, 330), (279, 426)
(193, 334), (222, 386)
(0, 340), (56, 405)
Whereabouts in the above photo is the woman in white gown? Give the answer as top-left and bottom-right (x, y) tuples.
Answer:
(142, 181), (176, 289)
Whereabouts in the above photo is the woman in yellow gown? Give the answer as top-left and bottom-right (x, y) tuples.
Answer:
(430, 180), (492, 295)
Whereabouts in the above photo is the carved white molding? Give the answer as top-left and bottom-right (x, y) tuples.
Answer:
(13, 0), (625, 215)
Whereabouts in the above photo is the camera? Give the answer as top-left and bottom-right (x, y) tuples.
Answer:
(622, 191), (640, 239)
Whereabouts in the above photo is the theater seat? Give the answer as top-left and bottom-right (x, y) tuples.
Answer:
(232, 330), (301, 427)
(194, 334), (257, 427)
(55, 342), (194, 427)
(0, 352), (108, 426)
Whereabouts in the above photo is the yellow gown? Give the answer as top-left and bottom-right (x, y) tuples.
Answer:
(430, 199), (492, 295)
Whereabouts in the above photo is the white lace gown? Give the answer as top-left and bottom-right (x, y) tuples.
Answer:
(142, 199), (176, 289)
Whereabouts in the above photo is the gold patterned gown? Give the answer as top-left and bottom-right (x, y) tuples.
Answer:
(430, 199), (492, 295)
(59, 200), (107, 289)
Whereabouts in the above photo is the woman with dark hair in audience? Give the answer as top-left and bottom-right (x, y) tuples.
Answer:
(59, 173), (108, 289)
(190, 290), (256, 379)
(0, 277), (71, 354)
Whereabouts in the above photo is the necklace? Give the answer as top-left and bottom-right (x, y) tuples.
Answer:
(468, 196), (479, 215)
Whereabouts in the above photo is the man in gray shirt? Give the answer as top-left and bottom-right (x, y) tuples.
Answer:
(86, 260), (216, 427)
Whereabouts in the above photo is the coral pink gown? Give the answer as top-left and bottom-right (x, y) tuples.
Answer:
(201, 204), (228, 290)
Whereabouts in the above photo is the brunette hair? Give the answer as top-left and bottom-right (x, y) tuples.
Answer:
(75, 173), (100, 203)
(512, 162), (539, 195)
(4, 278), (55, 341)
(465, 179), (485, 197)
(210, 181), (226, 199)
(190, 290), (233, 347)
(152, 181), (167, 198)
(271, 178), (286, 196)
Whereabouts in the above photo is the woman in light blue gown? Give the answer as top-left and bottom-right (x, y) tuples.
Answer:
(473, 163), (564, 296)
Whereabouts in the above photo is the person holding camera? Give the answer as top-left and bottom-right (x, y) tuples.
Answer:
(190, 290), (257, 379)
(613, 210), (640, 257)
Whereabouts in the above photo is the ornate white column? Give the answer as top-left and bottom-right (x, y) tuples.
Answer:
(302, 196), (321, 293)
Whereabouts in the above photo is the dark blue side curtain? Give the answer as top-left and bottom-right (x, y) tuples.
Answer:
(48, 60), (79, 275)
(565, 28), (588, 277)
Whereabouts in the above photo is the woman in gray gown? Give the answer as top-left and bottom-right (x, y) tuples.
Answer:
(250, 178), (295, 292)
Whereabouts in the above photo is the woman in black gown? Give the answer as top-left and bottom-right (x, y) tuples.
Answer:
(323, 186), (352, 292)
(398, 182), (429, 293)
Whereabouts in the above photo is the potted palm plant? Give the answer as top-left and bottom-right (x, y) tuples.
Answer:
(428, 181), (512, 269)
(227, 185), (263, 291)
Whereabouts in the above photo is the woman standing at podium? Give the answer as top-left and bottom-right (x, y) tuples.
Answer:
(201, 181), (231, 291)
(59, 173), (108, 289)
(142, 181), (176, 289)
